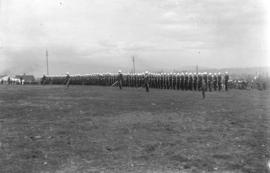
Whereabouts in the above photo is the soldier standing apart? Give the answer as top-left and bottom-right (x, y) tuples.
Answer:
(117, 70), (123, 90)
(65, 72), (71, 88)
(202, 78), (206, 99)
(41, 74), (47, 85)
(144, 71), (150, 92)
(224, 72), (229, 91)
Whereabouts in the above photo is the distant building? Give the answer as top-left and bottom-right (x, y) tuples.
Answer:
(15, 74), (35, 84)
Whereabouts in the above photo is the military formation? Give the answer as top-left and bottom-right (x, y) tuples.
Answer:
(41, 71), (230, 92)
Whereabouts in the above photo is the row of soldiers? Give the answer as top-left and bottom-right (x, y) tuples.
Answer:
(41, 71), (230, 91)
(117, 71), (229, 91)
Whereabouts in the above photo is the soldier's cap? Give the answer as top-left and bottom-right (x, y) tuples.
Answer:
(145, 71), (149, 74)
(225, 71), (228, 74)
(66, 72), (69, 75)
(118, 70), (122, 73)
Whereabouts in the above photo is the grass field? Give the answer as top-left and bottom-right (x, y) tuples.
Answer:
(0, 85), (269, 173)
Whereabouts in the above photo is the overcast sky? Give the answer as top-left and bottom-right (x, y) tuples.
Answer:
(0, 0), (269, 75)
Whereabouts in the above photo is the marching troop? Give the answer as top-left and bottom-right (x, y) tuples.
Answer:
(41, 70), (230, 92)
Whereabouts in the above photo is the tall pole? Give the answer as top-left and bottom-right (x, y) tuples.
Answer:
(196, 64), (198, 74)
(132, 56), (135, 74)
(46, 49), (49, 75)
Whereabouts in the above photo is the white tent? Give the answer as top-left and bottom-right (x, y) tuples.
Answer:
(0, 75), (21, 84)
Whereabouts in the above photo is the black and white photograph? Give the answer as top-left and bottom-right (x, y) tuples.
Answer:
(0, 0), (269, 172)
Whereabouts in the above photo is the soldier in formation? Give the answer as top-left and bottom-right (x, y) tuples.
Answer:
(43, 71), (232, 92)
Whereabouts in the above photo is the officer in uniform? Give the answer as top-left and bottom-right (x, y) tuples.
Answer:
(144, 71), (150, 92)
(41, 74), (47, 85)
(117, 70), (123, 89)
(65, 72), (71, 88)
(202, 78), (206, 99)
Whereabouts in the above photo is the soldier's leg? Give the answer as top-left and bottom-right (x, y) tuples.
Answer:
(66, 79), (71, 88)
(119, 81), (122, 90)
(202, 89), (205, 99)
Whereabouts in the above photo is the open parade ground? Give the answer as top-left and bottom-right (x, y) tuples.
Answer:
(0, 85), (269, 173)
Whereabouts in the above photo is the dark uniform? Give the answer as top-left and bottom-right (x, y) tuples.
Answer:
(117, 72), (123, 90)
(176, 73), (180, 90)
(41, 75), (46, 85)
(180, 73), (185, 90)
(193, 73), (197, 91)
(208, 73), (212, 92)
(198, 73), (202, 91)
(144, 72), (150, 92)
(184, 73), (189, 90)
(7, 77), (11, 85)
(203, 73), (208, 91)
(188, 73), (193, 90)
(173, 73), (177, 90)
(166, 73), (169, 90)
(218, 73), (222, 91)
(202, 79), (206, 99)
(65, 73), (71, 88)
(213, 73), (217, 91)
(224, 72), (229, 91)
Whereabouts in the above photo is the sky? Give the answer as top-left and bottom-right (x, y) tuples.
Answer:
(0, 0), (269, 76)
